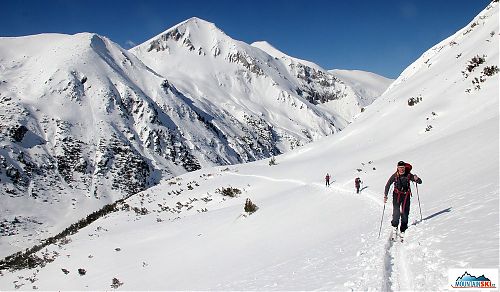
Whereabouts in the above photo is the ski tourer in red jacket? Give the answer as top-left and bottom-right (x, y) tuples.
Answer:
(384, 161), (422, 235)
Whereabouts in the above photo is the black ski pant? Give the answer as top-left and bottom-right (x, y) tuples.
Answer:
(391, 192), (411, 232)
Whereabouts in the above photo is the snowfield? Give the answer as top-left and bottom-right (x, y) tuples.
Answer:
(0, 1), (498, 291)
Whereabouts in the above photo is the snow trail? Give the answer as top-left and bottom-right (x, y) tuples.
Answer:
(396, 242), (415, 290)
(225, 171), (309, 187)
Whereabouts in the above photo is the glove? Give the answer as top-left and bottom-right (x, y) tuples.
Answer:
(384, 196), (388, 203)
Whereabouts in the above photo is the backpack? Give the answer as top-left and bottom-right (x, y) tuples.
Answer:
(404, 163), (412, 174)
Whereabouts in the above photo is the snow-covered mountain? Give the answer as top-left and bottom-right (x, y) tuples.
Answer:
(0, 21), (388, 256)
(329, 69), (394, 107)
(131, 17), (371, 138)
(249, 41), (393, 109)
(0, 1), (497, 291)
(0, 32), (202, 254)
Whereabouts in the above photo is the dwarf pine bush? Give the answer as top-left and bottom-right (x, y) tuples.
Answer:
(483, 65), (499, 76)
(216, 187), (242, 197)
(244, 198), (258, 214)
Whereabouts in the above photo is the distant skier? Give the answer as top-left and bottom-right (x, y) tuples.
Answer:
(384, 161), (422, 240)
(325, 173), (331, 187)
(355, 177), (362, 193)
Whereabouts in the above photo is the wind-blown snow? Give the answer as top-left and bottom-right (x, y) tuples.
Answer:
(0, 2), (498, 291)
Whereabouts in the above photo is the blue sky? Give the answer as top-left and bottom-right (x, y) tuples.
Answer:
(0, 0), (491, 78)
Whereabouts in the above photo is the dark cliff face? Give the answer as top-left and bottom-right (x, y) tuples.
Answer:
(292, 62), (350, 104)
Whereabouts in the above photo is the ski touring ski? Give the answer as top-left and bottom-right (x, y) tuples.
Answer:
(390, 227), (398, 242)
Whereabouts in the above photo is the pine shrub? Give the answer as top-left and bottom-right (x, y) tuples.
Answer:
(466, 55), (486, 73)
(483, 65), (499, 76)
(216, 187), (241, 197)
(111, 277), (123, 289)
(244, 198), (258, 214)
(408, 96), (422, 106)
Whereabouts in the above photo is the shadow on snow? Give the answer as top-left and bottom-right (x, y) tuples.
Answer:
(412, 207), (452, 226)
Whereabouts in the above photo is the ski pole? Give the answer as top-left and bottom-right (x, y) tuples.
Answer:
(415, 182), (423, 222)
(378, 202), (386, 239)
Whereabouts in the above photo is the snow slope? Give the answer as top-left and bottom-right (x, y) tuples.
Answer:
(249, 41), (393, 109)
(251, 40), (325, 71)
(329, 69), (394, 107)
(0, 2), (498, 291)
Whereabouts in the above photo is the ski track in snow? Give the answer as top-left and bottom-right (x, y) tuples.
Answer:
(381, 231), (414, 292)
(382, 235), (394, 291)
(370, 189), (447, 291)
(225, 171), (445, 290)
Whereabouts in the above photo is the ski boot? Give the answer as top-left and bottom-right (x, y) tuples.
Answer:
(399, 231), (405, 242)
